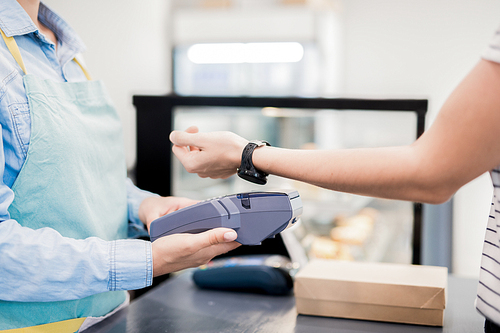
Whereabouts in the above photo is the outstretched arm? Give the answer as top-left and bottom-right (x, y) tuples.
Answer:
(170, 59), (500, 205)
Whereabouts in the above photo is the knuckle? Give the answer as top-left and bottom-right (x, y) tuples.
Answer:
(208, 232), (219, 246)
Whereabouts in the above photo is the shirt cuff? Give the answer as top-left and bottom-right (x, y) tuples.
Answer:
(108, 239), (153, 291)
(126, 178), (158, 238)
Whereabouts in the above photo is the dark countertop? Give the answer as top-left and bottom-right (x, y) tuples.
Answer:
(85, 272), (484, 333)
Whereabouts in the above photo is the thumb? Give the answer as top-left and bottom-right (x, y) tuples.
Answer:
(198, 228), (238, 247)
(185, 126), (199, 134)
(170, 130), (201, 147)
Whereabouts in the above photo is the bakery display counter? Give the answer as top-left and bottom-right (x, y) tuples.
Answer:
(294, 192), (414, 264)
(134, 95), (428, 264)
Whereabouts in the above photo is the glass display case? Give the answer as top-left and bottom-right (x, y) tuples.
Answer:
(133, 95), (427, 265)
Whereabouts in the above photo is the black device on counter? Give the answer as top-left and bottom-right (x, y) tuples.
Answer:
(192, 255), (295, 295)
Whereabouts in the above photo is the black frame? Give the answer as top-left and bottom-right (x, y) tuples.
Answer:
(133, 94), (427, 264)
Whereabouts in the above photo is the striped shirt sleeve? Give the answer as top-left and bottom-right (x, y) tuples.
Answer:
(482, 25), (500, 63)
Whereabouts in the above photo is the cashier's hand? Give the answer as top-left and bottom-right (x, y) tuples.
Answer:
(170, 126), (248, 179)
(139, 196), (198, 230)
(151, 228), (240, 276)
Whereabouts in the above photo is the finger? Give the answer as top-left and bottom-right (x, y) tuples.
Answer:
(177, 197), (199, 209)
(185, 126), (199, 134)
(162, 198), (196, 215)
(197, 228), (238, 248)
(172, 145), (204, 174)
(207, 241), (241, 257)
(171, 144), (191, 160)
(184, 127), (201, 151)
(170, 130), (202, 148)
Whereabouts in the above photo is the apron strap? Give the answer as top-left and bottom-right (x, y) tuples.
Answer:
(0, 27), (92, 80)
(73, 57), (93, 81)
(0, 29), (27, 75)
(0, 317), (86, 333)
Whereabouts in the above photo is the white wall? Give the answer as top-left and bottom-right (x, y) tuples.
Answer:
(341, 0), (500, 277)
(43, 0), (173, 169)
(342, 0), (499, 118)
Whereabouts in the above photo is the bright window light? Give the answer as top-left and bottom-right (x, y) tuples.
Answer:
(187, 42), (304, 64)
(261, 107), (312, 118)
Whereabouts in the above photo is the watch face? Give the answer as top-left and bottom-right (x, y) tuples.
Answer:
(238, 170), (267, 185)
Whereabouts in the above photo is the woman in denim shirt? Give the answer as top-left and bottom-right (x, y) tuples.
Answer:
(0, 1), (240, 331)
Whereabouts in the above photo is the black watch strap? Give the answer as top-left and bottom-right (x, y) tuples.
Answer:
(237, 140), (270, 185)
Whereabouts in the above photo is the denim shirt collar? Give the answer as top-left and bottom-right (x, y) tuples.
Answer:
(0, 0), (86, 54)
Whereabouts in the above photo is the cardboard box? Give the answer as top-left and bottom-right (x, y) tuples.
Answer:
(294, 259), (447, 326)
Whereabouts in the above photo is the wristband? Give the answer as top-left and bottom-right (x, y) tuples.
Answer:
(237, 140), (271, 185)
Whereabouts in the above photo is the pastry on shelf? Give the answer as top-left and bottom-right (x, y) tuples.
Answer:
(330, 208), (377, 245)
(309, 236), (353, 260)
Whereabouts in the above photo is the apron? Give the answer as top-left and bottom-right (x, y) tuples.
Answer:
(0, 30), (129, 332)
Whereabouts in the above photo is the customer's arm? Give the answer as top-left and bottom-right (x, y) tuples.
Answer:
(170, 59), (500, 205)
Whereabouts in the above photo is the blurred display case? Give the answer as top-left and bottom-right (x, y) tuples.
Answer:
(173, 41), (323, 97)
(170, 2), (343, 98)
(133, 95), (427, 265)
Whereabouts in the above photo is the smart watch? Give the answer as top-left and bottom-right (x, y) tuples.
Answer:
(237, 140), (271, 185)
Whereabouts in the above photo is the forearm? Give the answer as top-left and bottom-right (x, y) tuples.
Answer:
(0, 220), (152, 302)
(170, 129), (451, 203)
(253, 60), (500, 203)
(252, 145), (452, 204)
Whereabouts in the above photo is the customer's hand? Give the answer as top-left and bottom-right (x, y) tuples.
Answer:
(139, 196), (198, 230)
(170, 126), (248, 179)
(151, 228), (240, 276)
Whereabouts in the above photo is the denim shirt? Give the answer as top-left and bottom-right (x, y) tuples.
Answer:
(0, 1), (154, 301)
